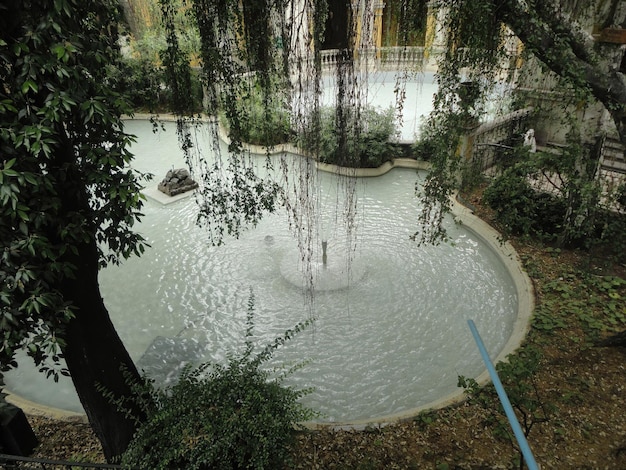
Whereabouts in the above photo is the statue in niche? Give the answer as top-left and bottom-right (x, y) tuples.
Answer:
(158, 168), (198, 196)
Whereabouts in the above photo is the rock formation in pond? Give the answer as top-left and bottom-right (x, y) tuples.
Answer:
(158, 168), (198, 196)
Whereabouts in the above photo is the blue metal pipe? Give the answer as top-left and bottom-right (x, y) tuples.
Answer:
(467, 319), (539, 470)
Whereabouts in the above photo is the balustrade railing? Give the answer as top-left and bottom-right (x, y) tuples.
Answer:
(318, 46), (442, 71)
(470, 107), (534, 171)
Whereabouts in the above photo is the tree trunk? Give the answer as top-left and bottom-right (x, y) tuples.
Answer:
(118, 0), (140, 38)
(53, 138), (147, 462)
(60, 236), (145, 462)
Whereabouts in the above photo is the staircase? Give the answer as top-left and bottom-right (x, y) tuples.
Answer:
(600, 138), (626, 174)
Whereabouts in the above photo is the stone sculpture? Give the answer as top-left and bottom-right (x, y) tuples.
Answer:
(523, 128), (537, 153)
(158, 168), (198, 196)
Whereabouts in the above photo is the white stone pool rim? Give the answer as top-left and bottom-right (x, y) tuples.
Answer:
(5, 116), (534, 428)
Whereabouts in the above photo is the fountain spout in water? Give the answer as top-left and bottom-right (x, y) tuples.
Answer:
(321, 240), (328, 266)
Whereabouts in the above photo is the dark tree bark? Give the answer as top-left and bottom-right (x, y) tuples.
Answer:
(597, 329), (626, 347)
(53, 139), (146, 463)
(118, 0), (141, 37)
(61, 244), (143, 462)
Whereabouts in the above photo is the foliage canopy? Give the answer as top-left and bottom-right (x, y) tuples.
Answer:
(0, 0), (148, 375)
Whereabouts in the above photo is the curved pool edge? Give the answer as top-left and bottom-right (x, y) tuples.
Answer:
(136, 122), (536, 429)
(300, 189), (535, 431)
(4, 390), (88, 423)
(126, 114), (432, 177)
(450, 195), (535, 375)
(4, 161), (535, 429)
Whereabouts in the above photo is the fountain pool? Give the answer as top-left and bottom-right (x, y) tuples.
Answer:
(4, 74), (532, 424)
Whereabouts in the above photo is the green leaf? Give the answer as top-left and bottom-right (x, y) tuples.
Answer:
(24, 173), (37, 185)
(17, 210), (29, 222)
(12, 42), (28, 56)
(21, 79), (38, 94)
(4, 158), (16, 170)
(52, 43), (65, 60)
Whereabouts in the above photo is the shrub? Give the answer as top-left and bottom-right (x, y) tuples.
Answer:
(483, 164), (565, 240)
(585, 182), (626, 266)
(484, 155), (626, 258)
(120, 299), (315, 469)
(223, 79), (292, 147)
(109, 58), (203, 113)
(243, 87), (291, 146)
(296, 106), (399, 168)
(412, 137), (437, 162)
(458, 346), (554, 469)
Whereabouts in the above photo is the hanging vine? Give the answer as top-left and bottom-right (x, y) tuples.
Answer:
(159, 0), (283, 245)
(158, 0), (420, 295)
(414, 0), (625, 253)
(156, 0), (624, 267)
(408, 0), (513, 244)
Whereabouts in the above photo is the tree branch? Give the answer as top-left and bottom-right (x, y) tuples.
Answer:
(500, 0), (626, 147)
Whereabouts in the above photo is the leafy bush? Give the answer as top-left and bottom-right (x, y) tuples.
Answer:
(223, 79), (292, 147)
(585, 182), (626, 266)
(412, 137), (437, 162)
(296, 106), (399, 168)
(484, 155), (626, 260)
(120, 299), (315, 469)
(458, 346), (554, 468)
(483, 164), (565, 240)
(109, 57), (203, 113)
(243, 87), (291, 147)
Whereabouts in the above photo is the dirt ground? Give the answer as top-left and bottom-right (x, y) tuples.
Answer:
(24, 191), (626, 469)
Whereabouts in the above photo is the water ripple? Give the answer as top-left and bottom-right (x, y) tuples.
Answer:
(4, 121), (518, 421)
